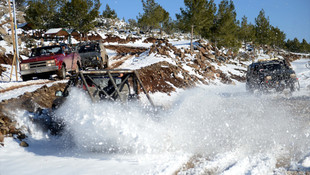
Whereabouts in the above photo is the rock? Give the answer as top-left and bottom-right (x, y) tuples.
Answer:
(0, 132), (4, 143)
(207, 54), (216, 60)
(17, 133), (26, 140)
(20, 141), (29, 147)
(198, 47), (206, 54)
(1, 126), (9, 132)
(21, 98), (37, 113)
(210, 66), (216, 72)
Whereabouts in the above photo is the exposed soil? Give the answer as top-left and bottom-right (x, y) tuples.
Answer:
(102, 34), (140, 44)
(138, 61), (202, 93)
(0, 64), (6, 76)
(109, 55), (133, 69)
(0, 83), (66, 145)
(0, 80), (53, 93)
(105, 45), (147, 56)
(0, 54), (13, 65)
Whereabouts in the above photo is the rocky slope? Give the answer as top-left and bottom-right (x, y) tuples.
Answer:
(0, 83), (66, 146)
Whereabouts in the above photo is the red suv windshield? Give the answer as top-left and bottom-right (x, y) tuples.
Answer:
(31, 46), (62, 57)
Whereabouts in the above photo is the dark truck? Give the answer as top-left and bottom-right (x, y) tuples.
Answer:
(77, 42), (109, 70)
(20, 44), (81, 81)
(31, 69), (155, 135)
(246, 58), (300, 92)
(52, 69), (154, 109)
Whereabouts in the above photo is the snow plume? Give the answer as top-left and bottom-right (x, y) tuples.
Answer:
(55, 88), (169, 154)
(53, 86), (310, 162)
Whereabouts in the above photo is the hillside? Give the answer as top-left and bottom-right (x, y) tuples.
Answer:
(2, 2), (310, 174)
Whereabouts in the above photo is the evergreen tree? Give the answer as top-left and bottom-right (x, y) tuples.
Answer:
(15, 0), (27, 11)
(255, 9), (271, 45)
(128, 18), (138, 30)
(138, 0), (169, 31)
(176, 0), (216, 38)
(162, 18), (177, 34)
(286, 38), (301, 52)
(59, 0), (100, 34)
(213, 0), (240, 49)
(102, 4), (117, 19)
(300, 39), (310, 53)
(25, 0), (64, 30)
(269, 26), (286, 48)
(238, 15), (255, 43)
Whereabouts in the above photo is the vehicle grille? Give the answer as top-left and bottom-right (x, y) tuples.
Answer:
(29, 61), (47, 68)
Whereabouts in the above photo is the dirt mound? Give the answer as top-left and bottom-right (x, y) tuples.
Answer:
(0, 54), (13, 65)
(0, 83), (66, 145)
(0, 64), (6, 76)
(145, 39), (244, 85)
(105, 45), (147, 56)
(138, 61), (201, 93)
(102, 34), (140, 44)
(143, 37), (157, 43)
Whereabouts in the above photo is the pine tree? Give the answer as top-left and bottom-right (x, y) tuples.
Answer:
(59, 0), (101, 35)
(255, 9), (271, 45)
(286, 38), (300, 52)
(128, 19), (138, 30)
(25, 0), (64, 30)
(269, 26), (286, 48)
(238, 15), (255, 43)
(162, 18), (177, 34)
(176, 0), (216, 38)
(102, 4), (117, 19)
(300, 39), (310, 53)
(15, 0), (27, 11)
(138, 0), (169, 31)
(213, 0), (240, 49)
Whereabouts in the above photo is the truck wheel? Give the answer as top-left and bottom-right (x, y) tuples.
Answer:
(21, 75), (32, 81)
(58, 65), (66, 79)
(290, 81), (300, 92)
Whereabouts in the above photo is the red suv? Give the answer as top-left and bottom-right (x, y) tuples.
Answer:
(20, 44), (81, 81)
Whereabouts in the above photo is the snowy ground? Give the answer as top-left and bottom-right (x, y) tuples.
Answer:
(0, 59), (310, 174)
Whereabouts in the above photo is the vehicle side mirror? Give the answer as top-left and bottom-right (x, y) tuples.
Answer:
(55, 90), (63, 97)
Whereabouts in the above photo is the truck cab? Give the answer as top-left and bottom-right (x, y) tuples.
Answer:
(20, 44), (81, 81)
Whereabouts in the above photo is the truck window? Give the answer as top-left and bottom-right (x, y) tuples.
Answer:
(31, 46), (62, 57)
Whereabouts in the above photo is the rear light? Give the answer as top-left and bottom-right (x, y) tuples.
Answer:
(290, 74), (296, 78)
(265, 76), (272, 81)
(266, 81), (268, 83)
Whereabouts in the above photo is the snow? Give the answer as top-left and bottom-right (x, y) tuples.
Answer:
(0, 40), (14, 55)
(291, 58), (310, 90)
(118, 52), (176, 70)
(2, 74), (310, 174)
(1, 32), (310, 174)
(45, 28), (63, 35)
(0, 80), (67, 101)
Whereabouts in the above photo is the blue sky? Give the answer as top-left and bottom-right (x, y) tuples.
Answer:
(100, 0), (310, 42)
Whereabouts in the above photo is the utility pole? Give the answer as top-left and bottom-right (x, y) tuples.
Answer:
(8, 0), (19, 81)
(12, 0), (19, 65)
(8, 0), (18, 81)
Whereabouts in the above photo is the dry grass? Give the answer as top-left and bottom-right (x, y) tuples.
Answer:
(0, 27), (6, 35)
(3, 35), (13, 46)
(0, 46), (6, 55)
